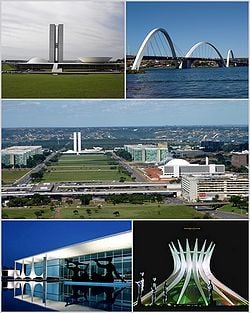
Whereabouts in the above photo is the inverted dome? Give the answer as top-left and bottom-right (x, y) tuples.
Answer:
(27, 57), (48, 64)
(165, 158), (190, 166)
(78, 57), (112, 63)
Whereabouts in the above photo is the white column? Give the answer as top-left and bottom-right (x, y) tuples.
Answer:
(20, 260), (26, 279)
(14, 261), (17, 279)
(73, 132), (77, 152)
(29, 257), (37, 279)
(77, 132), (81, 153)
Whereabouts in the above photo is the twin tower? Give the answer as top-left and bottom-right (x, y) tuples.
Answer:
(49, 24), (63, 63)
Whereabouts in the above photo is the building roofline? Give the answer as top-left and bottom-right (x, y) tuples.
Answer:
(15, 230), (132, 264)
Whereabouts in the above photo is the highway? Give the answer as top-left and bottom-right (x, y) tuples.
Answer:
(209, 210), (248, 220)
(13, 150), (64, 186)
(2, 189), (178, 197)
(111, 152), (148, 182)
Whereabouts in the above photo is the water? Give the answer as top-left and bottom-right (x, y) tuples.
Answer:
(2, 281), (132, 311)
(126, 67), (248, 98)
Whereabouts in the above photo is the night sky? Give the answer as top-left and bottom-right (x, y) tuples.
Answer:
(2, 220), (131, 268)
(133, 220), (248, 299)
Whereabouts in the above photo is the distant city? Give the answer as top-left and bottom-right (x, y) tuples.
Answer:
(2, 125), (248, 150)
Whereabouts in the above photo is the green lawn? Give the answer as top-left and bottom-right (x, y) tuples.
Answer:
(2, 203), (205, 219)
(2, 73), (124, 98)
(42, 171), (125, 182)
(2, 169), (29, 184)
(42, 154), (131, 182)
(218, 203), (248, 215)
(2, 208), (55, 219)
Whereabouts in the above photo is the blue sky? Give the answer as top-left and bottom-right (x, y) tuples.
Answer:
(2, 100), (248, 127)
(126, 2), (248, 57)
(2, 221), (131, 268)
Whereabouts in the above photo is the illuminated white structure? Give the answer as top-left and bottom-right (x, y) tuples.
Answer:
(14, 231), (132, 281)
(139, 239), (248, 306)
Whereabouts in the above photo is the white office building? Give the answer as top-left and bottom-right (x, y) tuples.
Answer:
(181, 174), (249, 202)
(160, 157), (225, 178)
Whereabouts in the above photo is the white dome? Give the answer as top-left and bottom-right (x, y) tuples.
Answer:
(165, 158), (190, 166)
(27, 57), (48, 64)
(78, 57), (112, 63)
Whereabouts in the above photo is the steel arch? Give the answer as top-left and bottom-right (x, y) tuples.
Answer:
(131, 27), (177, 71)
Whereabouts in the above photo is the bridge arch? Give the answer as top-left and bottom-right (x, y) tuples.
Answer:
(226, 49), (234, 67)
(179, 41), (225, 69)
(131, 27), (177, 71)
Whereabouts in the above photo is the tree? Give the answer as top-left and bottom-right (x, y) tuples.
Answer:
(34, 210), (42, 218)
(229, 195), (242, 207)
(115, 149), (132, 161)
(86, 208), (92, 215)
(79, 195), (92, 206)
(212, 194), (219, 202)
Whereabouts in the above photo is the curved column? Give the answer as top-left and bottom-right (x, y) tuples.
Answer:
(177, 239), (192, 304)
(226, 49), (234, 67)
(20, 260), (26, 279)
(193, 239), (208, 305)
(131, 27), (177, 71)
(139, 239), (248, 307)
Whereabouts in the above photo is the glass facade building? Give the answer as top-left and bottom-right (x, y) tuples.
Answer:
(124, 144), (169, 163)
(2, 146), (42, 166)
(13, 231), (132, 311)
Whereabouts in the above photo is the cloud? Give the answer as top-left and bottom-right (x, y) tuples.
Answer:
(1, 1), (124, 60)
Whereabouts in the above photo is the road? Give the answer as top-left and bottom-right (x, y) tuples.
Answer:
(111, 153), (148, 182)
(207, 210), (248, 220)
(2, 189), (178, 197)
(13, 150), (64, 186)
(209, 211), (248, 220)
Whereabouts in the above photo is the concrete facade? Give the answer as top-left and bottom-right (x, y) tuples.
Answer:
(49, 24), (63, 63)
(231, 151), (249, 168)
(161, 160), (225, 178)
(2, 146), (42, 167)
(181, 174), (249, 201)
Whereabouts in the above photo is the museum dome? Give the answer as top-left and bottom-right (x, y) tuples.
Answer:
(165, 159), (190, 166)
(27, 57), (48, 64)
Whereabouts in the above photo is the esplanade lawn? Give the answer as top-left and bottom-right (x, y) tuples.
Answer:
(42, 154), (132, 182)
(2, 168), (30, 185)
(2, 73), (124, 98)
(2, 203), (205, 220)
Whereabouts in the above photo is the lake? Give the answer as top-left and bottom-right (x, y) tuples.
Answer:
(126, 67), (248, 98)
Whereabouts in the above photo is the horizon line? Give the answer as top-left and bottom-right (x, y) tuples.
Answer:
(2, 124), (248, 129)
